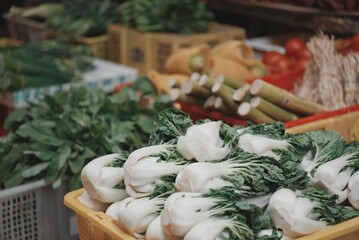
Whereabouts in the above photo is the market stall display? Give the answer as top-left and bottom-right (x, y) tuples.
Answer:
(2, 1), (359, 239)
(65, 108), (359, 240)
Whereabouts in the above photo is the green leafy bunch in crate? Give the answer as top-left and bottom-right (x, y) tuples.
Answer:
(0, 80), (172, 190)
(0, 40), (93, 91)
(119, 0), (214, 34)
(48, 0), (121, 37)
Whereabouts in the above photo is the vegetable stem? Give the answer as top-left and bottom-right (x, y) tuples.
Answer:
(237, 102), (275, 124)
(250, 96), (298, 122)
(250, 79), (323, 115)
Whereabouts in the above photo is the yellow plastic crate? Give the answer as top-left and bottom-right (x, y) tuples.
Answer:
(65, 189), (359, 240)
(64, 189), (135, 240)
(64, 109), (359, 240)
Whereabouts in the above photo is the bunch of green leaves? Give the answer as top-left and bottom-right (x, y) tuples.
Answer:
(48, 0), (120, 37)
(119, 0), (214, 34)
(0, 80), (171, 190)
(0, 40), (93, 91)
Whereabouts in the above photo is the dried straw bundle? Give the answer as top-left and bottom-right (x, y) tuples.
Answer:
(295, 33), (359, 110)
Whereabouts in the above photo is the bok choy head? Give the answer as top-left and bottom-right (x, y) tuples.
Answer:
(124, 144), (188, 198)
(149, 108), (238, 162)
(299, 130), (346, 175)
(267, 186), (359, 238)
(161, 187), (273, 239)
(236, 122), (313, 190)
(175, 148), (285, 198)
(81, 152), (129, 203)
(310, 142), (359, 203)
(108, 179), (176, 238)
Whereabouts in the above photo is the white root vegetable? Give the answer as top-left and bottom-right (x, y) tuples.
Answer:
(81, 153), (128, 203)
(177, 121), (229, 162)
(77, 191), (110, 212)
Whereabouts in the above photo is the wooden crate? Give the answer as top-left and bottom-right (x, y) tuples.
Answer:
(107, 23), (246, 74)
(286, 109), (359, 143)
(71, 35), (109, 60)
(4, 14), (54, 42)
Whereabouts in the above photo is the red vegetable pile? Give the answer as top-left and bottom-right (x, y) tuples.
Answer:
(262, 37), (311, 74)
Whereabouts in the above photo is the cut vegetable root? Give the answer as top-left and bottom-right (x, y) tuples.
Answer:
(250, 96), (298, 122)
(237, 102), (275, 124)
(250, 79), (323, 115)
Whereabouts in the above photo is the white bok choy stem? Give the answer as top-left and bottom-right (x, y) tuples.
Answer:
(81, 153), (128, 203)
(268, 186), (359, 238)
(146, 216), (182, 240)
(124, 144), (188, 198)
(175, 149), (284, 198)
(267, 188), (328, 238)
(310, 142), (359, 203)
(177, 121), (229, 162)
(160, 192), (216, 237)
(160, 190), (255, 239)
(349, 171), (359, 209)
(238, 133), (291, 160)
(235, 122), (313, 168)
(183, 218), (244, 240)
(77, 191), (110, 212)
(111, 196), (166, 239)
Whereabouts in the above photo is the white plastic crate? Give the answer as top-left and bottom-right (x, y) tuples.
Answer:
(0, 180), (78, 240)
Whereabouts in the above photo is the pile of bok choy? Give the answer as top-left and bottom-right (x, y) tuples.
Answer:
(79, 108), (359, 240)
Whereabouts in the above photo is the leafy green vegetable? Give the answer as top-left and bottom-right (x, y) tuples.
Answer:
(148, 108), (193, 145)
(0, 84), (171, 190)
(304, 130), (346, 176)
(0, 41), (92, 91)
(119, 0), (213, 34)
(48, 0), (120, 37)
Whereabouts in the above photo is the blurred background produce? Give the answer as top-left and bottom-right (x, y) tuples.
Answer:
(0, 78), (171, 190)
(119, 0), (213, 33)
(0, 40), (93, 91)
